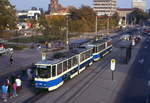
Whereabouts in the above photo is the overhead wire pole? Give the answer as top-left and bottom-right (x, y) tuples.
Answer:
(95, 15), (98, 41)
(66, 14), (69, 50)
(107, 15), (110, 36)
(107, 0), (112, 36)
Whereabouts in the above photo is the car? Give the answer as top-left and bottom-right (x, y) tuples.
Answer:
(120, 34), (131, 41)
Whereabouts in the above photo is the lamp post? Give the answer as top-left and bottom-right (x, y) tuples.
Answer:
(107, 15), (110, 36)
(107, 1), (112, 36)
(95, 15), (98, 41)
(65, 13), (70, 50)
(66, 15), (69, 49)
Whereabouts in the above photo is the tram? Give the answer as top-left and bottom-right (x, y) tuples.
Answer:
(34, 38), (112, 91)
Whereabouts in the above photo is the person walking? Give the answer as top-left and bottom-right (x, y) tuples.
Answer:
(1, 83), (8, 102)
(27, 68), (32, 80)
(15, 76), (22, 93)
(10, 55), (13, 64)
(8, 83), (13, 98)
(12, 82), (17, 97)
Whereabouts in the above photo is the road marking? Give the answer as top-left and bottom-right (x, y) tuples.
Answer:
(148, 81), (150, 87)
(144, 46), (147, 49)
(138, 59), (144, 64)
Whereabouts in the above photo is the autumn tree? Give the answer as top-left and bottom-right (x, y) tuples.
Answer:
(0, 0), (17, 30)
(128, 8), (149, 24)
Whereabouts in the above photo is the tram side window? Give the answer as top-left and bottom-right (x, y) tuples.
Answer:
(80, 53), (84, 62)
(86, 50), (90, 59)
(98, 44), (105, 51)
(57, 63), (62, 75)
(93, 47), (97, 53)
(63, 60), (67, 72)
(52, 65), (56, 77)
(68, 59), (72, 69)
(73, 56), (78, 66)
(107, 41), (112, 47)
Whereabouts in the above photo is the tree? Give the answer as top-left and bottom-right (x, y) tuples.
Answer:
(69, 5), (96, 32)
(128, 8), (149, 24)
(0, 0), (17, 30)
(112, 12), (120, 27)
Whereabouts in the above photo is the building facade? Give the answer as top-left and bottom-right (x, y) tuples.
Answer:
(17, 9), (41, 20)
(48, 0), (68, 15)
(117, 8), (133, 27)
(93, 0), (117, 16)
(132, 0), (146, 11)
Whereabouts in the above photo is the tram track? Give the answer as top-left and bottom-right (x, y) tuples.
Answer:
(52, 59), (110, 103)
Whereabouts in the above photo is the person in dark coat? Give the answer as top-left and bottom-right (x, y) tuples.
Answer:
(10, 55), (13, 64)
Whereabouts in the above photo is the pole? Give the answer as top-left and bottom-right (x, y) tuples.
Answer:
(112, 71), (114, 81)
(107, 16), (109, 36)
(107, 1), (111, 36)
(66, 15), (69, 49)
(95, 16), (98, 41)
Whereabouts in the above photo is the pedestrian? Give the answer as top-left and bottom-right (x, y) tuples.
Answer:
(27, 68), (32, 80)
(7, 83), (13, 98)
(10, 55), (13, 64)
(6, 78), (10, 86)
(12, 82), (17, 97)
(15, 76), (22, 93)
(1, 83), (8, 102)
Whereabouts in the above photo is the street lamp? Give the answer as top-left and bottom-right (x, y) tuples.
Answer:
(107, 15), (110, 36)
(65, 13), (70, 50)
(95, 15), (98, 41)
(107, 1), (112, 36)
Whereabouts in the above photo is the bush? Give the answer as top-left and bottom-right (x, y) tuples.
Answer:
(4, 44), (27, 50)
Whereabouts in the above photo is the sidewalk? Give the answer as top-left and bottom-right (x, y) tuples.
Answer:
(0, 48), (41, 77)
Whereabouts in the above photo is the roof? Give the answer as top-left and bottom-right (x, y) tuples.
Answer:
(90, 37), (111, 46)
(117, 8), (133, 11)
(36, 45), (92, 66)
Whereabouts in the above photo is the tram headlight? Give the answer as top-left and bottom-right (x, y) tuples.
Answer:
(43, 83), (47, 87)
(35, 83), (38, 86)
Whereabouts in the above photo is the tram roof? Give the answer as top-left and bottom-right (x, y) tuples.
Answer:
(89, 37), (111, 46)
(35, 45), (92, 65)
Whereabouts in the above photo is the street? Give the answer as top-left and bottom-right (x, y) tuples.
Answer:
(115, 36), (150, 103)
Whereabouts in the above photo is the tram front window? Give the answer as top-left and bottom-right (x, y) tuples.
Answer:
(36, 66), (51, 78)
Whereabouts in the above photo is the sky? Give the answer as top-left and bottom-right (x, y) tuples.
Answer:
(10, 0), (149, 11)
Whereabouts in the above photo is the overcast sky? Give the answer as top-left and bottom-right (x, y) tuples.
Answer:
(10, 0), (149, 10)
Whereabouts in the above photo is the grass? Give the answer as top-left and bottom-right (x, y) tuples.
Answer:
(4, 44), (28, 50)
(9, 35), (65, 43)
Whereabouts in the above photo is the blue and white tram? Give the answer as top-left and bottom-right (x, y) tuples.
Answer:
(91, 38), (112, 61)
(34, 47), (93, 91)
(34, 38), (112, 91)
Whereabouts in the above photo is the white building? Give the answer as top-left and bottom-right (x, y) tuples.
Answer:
(27, 10), (41, 19)
(17, 9), (41, 20)
(132, 0), (146, 11)
(93, 0), (117, 16)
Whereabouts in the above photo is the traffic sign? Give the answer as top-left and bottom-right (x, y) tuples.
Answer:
(111, 59), (116, 71)
(42, 52), (46, 60)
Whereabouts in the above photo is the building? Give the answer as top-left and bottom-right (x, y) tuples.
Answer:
(117, 8), (133, 27)
(48, 0), (69, 15)
(93, 0), (117, 16)
(17, 9), (41, 20)
(132, 0), (146, 11)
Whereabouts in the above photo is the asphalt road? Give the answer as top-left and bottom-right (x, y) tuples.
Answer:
(115, 36), (150, 103)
